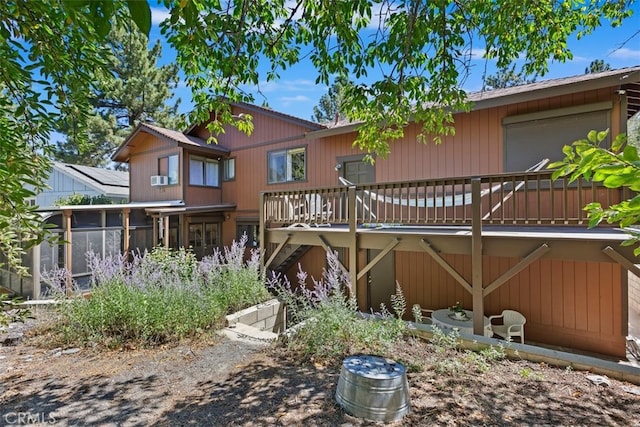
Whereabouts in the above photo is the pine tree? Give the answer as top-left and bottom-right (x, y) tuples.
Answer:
(585, 59), (611, 74)
(54, 23), (183, 167)
(483, 65), (536, 90)
(312, 77), (351, 125)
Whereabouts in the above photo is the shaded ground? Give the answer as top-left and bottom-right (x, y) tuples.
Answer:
(1, 314), (640, 426)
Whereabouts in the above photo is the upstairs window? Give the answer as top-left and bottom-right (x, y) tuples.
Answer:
(159, 154), (179, 185)
(223, 158), (235, 181)
(189, 156), (220, 187)
(268, 147), (306, 184)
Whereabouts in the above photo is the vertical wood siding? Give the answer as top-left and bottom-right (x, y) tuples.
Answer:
(394, 252), (625, 356)
(128, 133), (183, 202)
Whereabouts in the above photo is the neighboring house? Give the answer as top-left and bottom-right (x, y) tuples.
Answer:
(31, 162), (129, 209)
(1, 162), (130, 298)
(20, 66), (640, 359)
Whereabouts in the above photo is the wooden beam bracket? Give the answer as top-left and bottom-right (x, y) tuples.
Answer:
(264, 234), (292, 269)
(357, 237), (400, 281)
(419, 239), (472, 294)
(603, 246), (640, 277)
(483, 243), (551, 297)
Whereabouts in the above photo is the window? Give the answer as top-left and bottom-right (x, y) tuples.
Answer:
(268, 147), (306, 183)
(237, 223), (259, 247)
(223, 158), (235, 181)
(159, 154), (179, 185)
(189, 156), (220, 187)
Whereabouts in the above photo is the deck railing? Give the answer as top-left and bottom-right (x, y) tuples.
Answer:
(262, 170), (623, 227)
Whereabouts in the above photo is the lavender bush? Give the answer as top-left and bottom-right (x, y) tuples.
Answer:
(268, 251), (407, 365)
(42, 235), (271, 348)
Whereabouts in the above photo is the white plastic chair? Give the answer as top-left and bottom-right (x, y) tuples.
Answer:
(412, 304), (434, 326)
(488, 310), (526, 343)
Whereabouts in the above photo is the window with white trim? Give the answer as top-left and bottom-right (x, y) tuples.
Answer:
(189, 156), (220, 187)
(268, 147), (306, 184)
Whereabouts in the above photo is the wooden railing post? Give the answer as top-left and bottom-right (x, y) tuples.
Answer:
(471, 178), (484, 335)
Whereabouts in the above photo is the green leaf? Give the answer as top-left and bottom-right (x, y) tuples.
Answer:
(623, 145), (639, 162)
(127, 0), (152, 36)
(587, 130), (598, 144)
(611, 132), (625, 152)
(596, 129), (609, 143)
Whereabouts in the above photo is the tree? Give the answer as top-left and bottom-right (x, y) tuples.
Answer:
(0, 0), (636, 273)
(550, 130), (640, 255)
(483, 65), (536, 90)
(585, 59), (611, 74)
(0, 0), (151, 273)
(54, 23), (183, 167)
(311, 77), (351, 124)
(161, 0), (635, 158)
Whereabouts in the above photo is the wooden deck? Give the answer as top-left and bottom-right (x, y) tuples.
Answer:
(260, 170), (639, 357)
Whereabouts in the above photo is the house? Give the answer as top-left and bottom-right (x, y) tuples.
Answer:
(31, 161), (129, 209)
(29, 66), (640, 359)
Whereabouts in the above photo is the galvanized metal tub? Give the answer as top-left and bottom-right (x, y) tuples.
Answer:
(335, 354), (411, 422)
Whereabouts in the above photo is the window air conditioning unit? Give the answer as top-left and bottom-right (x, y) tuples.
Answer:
(150, 175), (168, 186)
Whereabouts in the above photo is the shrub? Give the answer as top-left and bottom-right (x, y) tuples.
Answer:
(429, 325), (506, 375)
(41, 235), (271, 348)
(268, 252), (408, 366)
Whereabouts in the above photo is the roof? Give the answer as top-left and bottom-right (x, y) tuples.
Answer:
(52, 162), (129, 199)
(112, 122), (230, 162)
(306, 65), (640, 139)
(185, 101), (326, 134)
(42, 200), (185, 212)
(466, 65), (640, 112)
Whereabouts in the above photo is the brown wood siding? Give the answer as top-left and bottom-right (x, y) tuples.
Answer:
(183, 150), (222, 205)
(374, 88), (620, 183)
(394, 252), (625, 357)
(128, 133), (183, 202)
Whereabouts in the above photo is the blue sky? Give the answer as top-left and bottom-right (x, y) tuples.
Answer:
(149, 5), (640, 122)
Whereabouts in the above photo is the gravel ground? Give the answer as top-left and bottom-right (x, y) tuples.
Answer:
(1, 311), (640, 426)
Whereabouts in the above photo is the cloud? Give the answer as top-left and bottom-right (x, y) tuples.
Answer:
(250, 79), (322, 94)
(151, 7), (171, 25)
(468, 48), (489, 60)
(609, 47), (640, 60)
(279, 95), (312, 105)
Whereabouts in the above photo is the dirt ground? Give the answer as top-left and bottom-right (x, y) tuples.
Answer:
(1, 312), (640, 426)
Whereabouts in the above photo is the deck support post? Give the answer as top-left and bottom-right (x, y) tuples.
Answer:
(259, 192), (266, 272)
(63, 209), (72, 296)
(123, 207), (130, 259)
(347, 186), (362, 307)
(471, 178), (484, 335)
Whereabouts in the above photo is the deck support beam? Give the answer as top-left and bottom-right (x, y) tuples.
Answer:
(317, 235), (350, 277)
(471, 178), (484, 336)
(483, 243), (550, 296)
(357, 238), (400, 281)
(264, 234), (291, 270)
(603, 246), (640, 277)
(419, 239), (472, 294)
